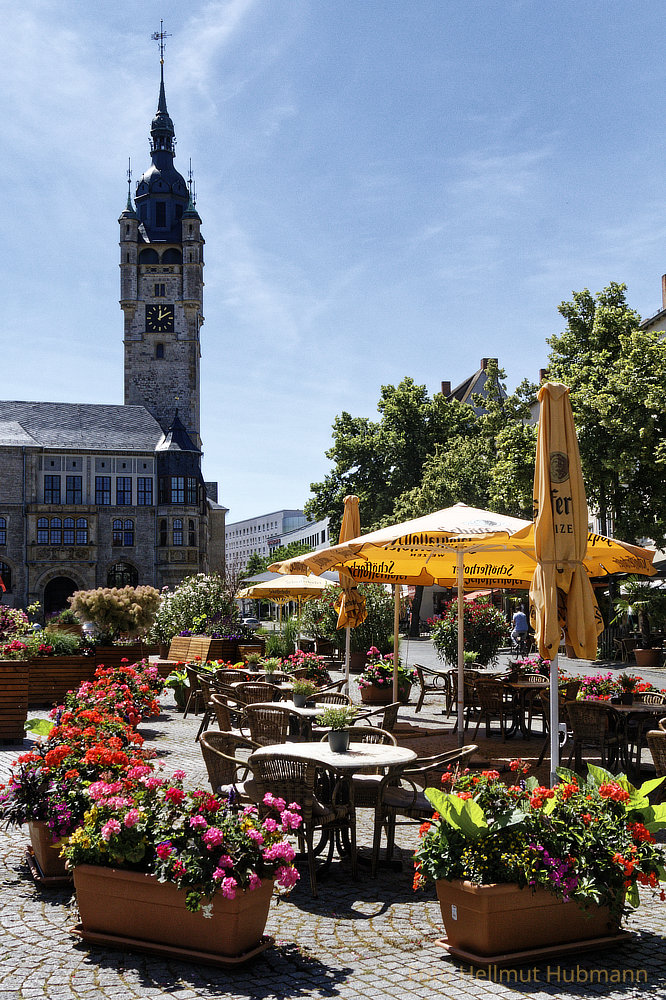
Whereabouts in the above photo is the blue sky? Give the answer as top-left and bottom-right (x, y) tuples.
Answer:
(2, 1), (666, 526)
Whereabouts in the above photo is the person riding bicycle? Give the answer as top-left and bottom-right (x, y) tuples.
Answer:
(511, 605), (529, 651)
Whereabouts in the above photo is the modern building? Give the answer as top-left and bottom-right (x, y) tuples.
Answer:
(226, 511), (330, 569)
(0, 55), (225, 615)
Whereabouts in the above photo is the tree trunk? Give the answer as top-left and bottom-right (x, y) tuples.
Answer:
(409, 586), (424, 637)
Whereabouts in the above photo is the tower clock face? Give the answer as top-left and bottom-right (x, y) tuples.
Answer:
(145, 304), (174, 333)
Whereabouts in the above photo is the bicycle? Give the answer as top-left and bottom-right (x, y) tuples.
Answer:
(511, 632), (531, 657)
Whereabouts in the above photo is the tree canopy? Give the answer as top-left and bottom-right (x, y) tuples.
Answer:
(546, 282), (666, 545)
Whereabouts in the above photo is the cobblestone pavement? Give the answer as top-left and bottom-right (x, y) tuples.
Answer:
(1, 646), (664, 1000)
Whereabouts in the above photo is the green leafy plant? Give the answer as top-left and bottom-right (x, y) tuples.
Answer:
(414, 762), (666, 920)
(614, 578), (666, 649)
(261, 657), (282, 675)
(430, 599), (509, 666)
(148, 573), (239, 644)
(300, 583), (394, 654)
(28, 629), (82, 656)
(316, 706), (357, 730)
(291, 679), (317, 698)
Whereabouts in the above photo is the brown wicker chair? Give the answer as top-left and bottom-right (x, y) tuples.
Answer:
(536, 689), (571, 766)
(306, 691), (352, 707)
(565, 700), (625, 773)
(248, 751), (357, 897)
(328, 726), (398, 811)
(245, 704), (305, 745)
(215, 668), (252, 684)
(472, 679), (512, 741)
(199, 731), (260, 804)
(413, 664), (448, 714)
(371, 744), (478, 877)
(451, 670), (479, 732)
(660, 718), (666, 732)
(354, 701), (401, 732)
(183, 664), (205, 718)
(235, 681), (283, 705)
(646, 729), (666, 802)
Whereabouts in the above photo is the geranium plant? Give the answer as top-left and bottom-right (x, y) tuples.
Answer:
(63, 775), (301, 913)
(414, 762), (666, 920)
(430, 599), (509, 666)
(358, 647), (416, 700)
(284, 651), (331, 686)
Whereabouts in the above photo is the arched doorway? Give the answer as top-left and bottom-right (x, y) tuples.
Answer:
(44, 576), (78, 617)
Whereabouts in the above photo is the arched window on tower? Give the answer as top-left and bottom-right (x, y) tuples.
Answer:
(173, 519), (183, 546)
(162, 248), (182, 264)
(63, 517), (75, 545)
(50, 518), (62, 545)
(76, 518), (88, 545)
(37, 518), (48, 544)
(155, 343), (165, 359)
(139, 248), (159, 264)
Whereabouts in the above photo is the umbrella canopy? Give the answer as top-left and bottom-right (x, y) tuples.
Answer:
(237, 574), (334, 602)
(335, 496), (368, 629)
(271, 502), (656, 742)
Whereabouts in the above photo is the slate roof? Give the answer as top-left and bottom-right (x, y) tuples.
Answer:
(0, 401), (164, 452)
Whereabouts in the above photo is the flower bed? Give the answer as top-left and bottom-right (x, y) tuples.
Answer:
(414, 761), (666, 923)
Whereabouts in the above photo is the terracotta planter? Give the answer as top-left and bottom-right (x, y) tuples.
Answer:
(0, 660), (29, 739)
(634, 647), (662, 669)
(28, 820), (69, 878)
(435, 880), (619, 959)
(360, 685), (393, 705)
(73, 864), (274, 959)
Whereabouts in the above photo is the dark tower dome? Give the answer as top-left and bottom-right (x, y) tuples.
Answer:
(134, 58), (188, 241)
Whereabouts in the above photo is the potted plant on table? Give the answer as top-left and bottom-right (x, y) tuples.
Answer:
(292, 679), (317, 708)
(413, 761), (666, 964)
(358, 648), (416, 705)
(62, 775), (301, 961)
(618, 672), (639, 705)
(316, 705), (358, 753)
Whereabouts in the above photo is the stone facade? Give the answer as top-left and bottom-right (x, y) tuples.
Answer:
(0, 63), (225, 616)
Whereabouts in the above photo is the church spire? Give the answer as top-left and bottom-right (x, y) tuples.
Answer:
(150, 21), (175, 157)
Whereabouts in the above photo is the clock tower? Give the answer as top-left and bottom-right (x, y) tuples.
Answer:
(120, 47), (204, 450)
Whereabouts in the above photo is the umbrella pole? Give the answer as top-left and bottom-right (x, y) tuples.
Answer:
(457, 549), (464, 748)
(550, 651), (560, 786)
(393, 585), (400, 704)
(344, 627), (351, 695)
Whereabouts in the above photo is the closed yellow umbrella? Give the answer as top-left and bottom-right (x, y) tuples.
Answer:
(334, 496), (368, 693)
(529, 382), (602, 782)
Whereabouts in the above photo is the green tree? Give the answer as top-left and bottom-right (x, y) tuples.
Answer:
(546, 282), (666, 545)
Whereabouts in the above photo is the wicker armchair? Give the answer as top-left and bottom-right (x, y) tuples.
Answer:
(306, 691), (352, 707)
(255, 671), (292, 685)
(472, 679), (512, 740)
(451, 670), (479, 732)
(245, 704), (305, 745)
(182, 664), (206, 718)
(371, 744), (478, 877)
(199, 731), (260, 804)
(565, 700), (625, 773)
(215, 668), (252, 684)
(329, 726), (398, 811)
(354, 701), (401, 732)
(413, 664), (449, 714)
(646, 730), (666, 803)
(248, 751), (357, 896)
(235, 681), (283, 705)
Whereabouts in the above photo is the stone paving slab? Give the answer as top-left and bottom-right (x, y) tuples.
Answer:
(1, 651), (664, 999)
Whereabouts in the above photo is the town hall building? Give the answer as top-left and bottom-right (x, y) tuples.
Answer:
(0, 56), (225, 616)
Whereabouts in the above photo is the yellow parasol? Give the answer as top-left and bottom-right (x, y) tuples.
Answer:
(237, 574), (334, 643)
(271, 502), (656, 742)
(529, 382), (602, 782)
(334, 496), (368, 692)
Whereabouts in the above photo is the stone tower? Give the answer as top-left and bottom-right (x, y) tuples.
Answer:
(120, 52), (204, 450)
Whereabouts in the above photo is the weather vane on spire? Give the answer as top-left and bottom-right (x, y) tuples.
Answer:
(151, 20), (171, 64)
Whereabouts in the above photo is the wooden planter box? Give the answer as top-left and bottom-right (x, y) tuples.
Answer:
(94, 645), (149, 668)
(0, 660), (29, 740)
(28, 655), (96, 705)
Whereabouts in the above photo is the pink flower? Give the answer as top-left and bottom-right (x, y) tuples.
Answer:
(263, 792), (286, 812)
(172, 769), (186, 781)
(247, 828), (264, 844)
(101, 819), (121, 841)
(248, 871), (262, 891)
(123, 809), (140, 828)
(156, 841), (173, 859)
(165, 786), (185, 804)
(220, 876), (238, 899)
(189, 814), (208, 830)
(280, 809), (302, 831)
(275, 864), (299, 889)
(203, 827), (225, 849)
(262, 818), (278, 833)
(263, 840), (296, 863)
